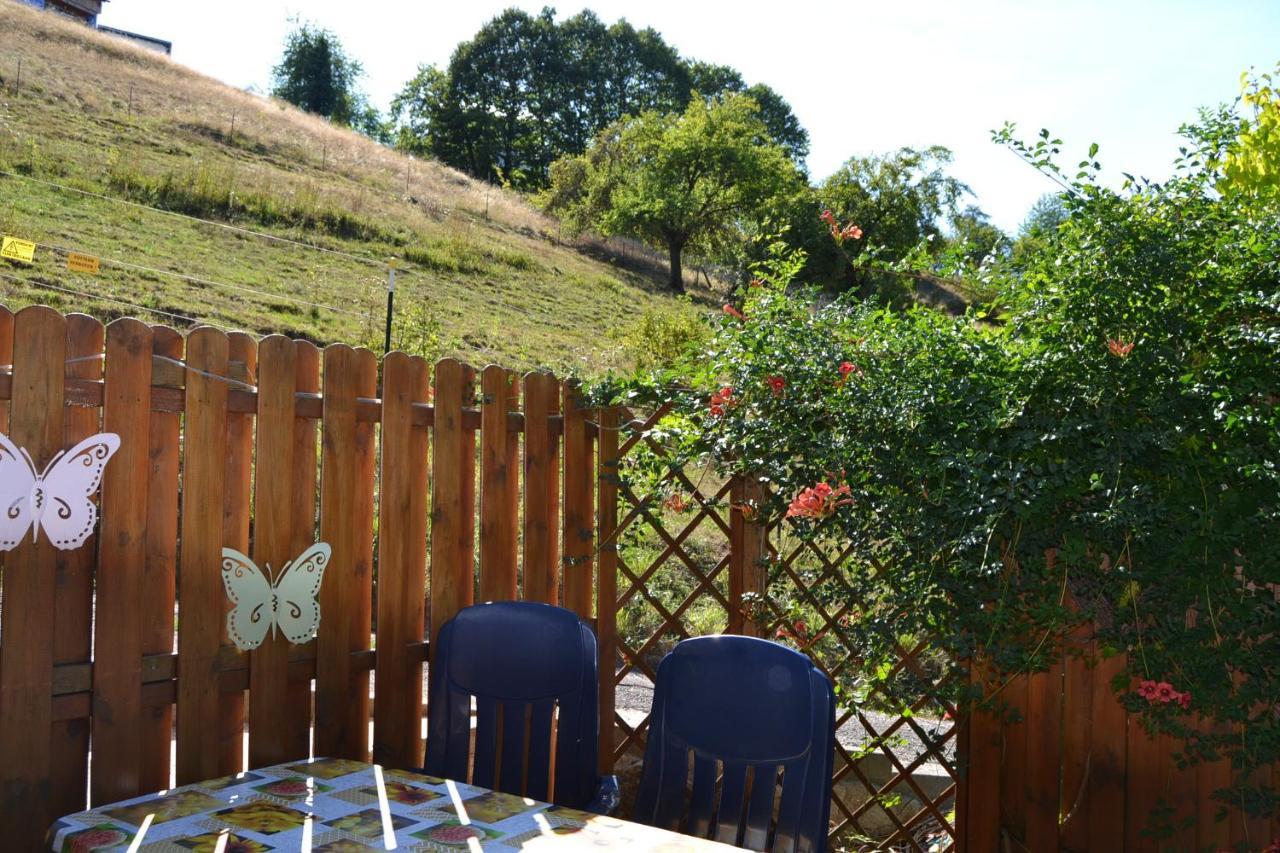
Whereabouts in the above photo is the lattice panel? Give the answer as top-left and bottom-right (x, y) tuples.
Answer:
(607, 406), (960, 851)
(610, 405), (735, 766)
(762, 522), (959, 852)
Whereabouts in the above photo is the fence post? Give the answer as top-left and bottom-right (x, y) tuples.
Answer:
(596, 405), (620, 773)
(728, 475), (767, 637)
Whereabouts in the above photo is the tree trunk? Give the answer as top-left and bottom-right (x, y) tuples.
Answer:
(667, 239), (686, 293)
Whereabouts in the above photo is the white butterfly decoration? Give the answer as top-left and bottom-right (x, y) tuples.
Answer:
(0, 432), (120, 552)
(221, 543), (331, 651)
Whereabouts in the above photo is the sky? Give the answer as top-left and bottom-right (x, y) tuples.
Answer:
(97, 0), (1280, 232)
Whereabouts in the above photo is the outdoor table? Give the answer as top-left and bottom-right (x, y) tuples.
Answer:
(46, 757), (739, 851)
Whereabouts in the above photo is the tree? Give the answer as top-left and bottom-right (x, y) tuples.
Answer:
(685, 61), (809, 164)
(389, 8), (807, 188)
(1009, 192), (1068, 268)
(548, 94), (803, 292)
(947, 205), (1010, 269)
(271, 22), (370, 129)
(815, 147), (970, 293)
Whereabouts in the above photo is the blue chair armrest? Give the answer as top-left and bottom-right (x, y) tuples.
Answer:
(584, 775), (621, 815)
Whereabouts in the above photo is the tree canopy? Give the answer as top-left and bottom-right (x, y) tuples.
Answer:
(271, 21), (384, 140)
(547, 93), (804, 292)
(391, 7), (806, 189)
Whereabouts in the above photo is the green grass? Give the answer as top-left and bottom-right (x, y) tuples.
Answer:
(0, 2), (718, 372)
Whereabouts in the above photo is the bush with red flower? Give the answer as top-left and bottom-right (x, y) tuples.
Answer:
(595, 98), (1280, 828)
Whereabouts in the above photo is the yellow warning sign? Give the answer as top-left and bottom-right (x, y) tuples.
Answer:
(67, 252), (100, 274)
(1, 236), (36, 264)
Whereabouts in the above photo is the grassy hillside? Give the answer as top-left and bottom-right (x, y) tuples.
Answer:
(0, 1), (715, 372)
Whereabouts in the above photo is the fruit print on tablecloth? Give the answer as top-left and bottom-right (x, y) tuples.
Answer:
(207, 799), (309, 834)
(321, 807), (417, 840)
(443, 790), (532, 824)
(103, 790), (223, 827)
(409, 819), (504, 850)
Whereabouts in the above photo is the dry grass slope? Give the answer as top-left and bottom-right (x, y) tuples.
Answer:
(0, 0), (716, 371)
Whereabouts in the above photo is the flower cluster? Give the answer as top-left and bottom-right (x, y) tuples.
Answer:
(723, 304), (746, 321)
(662, 492), (689, 513)
(1137, 679), (1191, 710)
(776, 619), (811, 643)
(786, 481), (853, 519)
(708, 386), (735, 417)
(1107, 338), (1134, 358)
(765, 374), (786, 397)
(820, 209), (863, 243)
(836, 360), (863, 387)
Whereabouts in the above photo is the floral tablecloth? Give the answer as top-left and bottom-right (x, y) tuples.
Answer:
(47, 758), (735, 852)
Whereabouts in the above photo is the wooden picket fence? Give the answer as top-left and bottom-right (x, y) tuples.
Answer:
(0, 304), (619, 848)
(0, 303), (1274, 851)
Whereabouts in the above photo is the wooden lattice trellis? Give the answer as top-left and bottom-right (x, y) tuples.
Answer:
(604, 405), (961, 851)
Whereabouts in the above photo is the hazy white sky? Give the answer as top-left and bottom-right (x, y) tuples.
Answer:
(98, 1), (1280, 231)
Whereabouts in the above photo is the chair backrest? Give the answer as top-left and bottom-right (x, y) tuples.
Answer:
(425, 601), (600, 808)
(633, 635), (835, 853)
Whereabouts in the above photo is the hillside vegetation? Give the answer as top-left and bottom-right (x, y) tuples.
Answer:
(0, 1), (715, 371)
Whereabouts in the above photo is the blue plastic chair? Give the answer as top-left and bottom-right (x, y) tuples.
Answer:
(424, 601), (619, 813)
(633, 635), (836, 852)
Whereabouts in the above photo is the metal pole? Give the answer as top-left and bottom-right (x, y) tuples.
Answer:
(384, 261), (397, 353)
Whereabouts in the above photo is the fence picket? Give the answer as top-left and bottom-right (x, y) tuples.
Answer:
(92, 318), (154, 804)
(248, 336), (299, 768)
(480, 365), (518, 601)
(1025, 649), (1064, 850)
(316, 345), (377, 760)
(429, 359), (476, 647)
(284, 340), (321, 760)
(522, 372), (560, 604)
(596, 405), (619, 774)
(0, 306), (11, 433)
(50, 313), (102, 818)
(562, 381), (594, 619)
(140, 325), (183, 790)
(176, 326), (230, 784)
(1087, 650), (1129, 850)
(0, 306), (67, 847)
(374, 352), (431, 768)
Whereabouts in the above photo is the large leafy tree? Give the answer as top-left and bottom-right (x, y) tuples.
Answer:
(390, 8), (805, 188)
(271, 22), (378, 133)
(685, 61), (809, 164)
(548, 93), (803, 292)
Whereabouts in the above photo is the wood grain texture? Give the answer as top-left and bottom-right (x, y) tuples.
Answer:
(49, 314), (102, 819)
(728, 476), (767, 637)
(961, 664), (1002, 853)
(316, 345), (377, 760)
(561, 381), (594, 619)
(283, 340), (320, 760)
(0, 306), (67, 847)
(595, 405), (619, 775)
(175, 326), (230, 785)
(480, 365), (518, 602)
(521, 373), (560, 604)
(1058, 627), (1094, 852)
(373, 352), (431, 768)
(92, 318), (154, 805)
(1087, 652), (1128, 852)
(140, 325), (182, 792)
(1024, 649), (1064, 851)
(219, 331), (256, 774)
(248, 336), (298, 768)
(429, 359), (476, 648)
